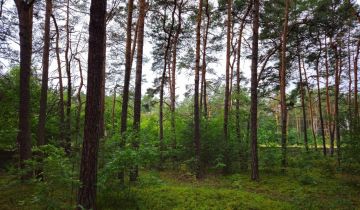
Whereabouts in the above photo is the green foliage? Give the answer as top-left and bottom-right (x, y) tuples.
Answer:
(0, 67), (41, 150)
(10, 145), (79, 209)
(259, 146), (282, 172)
(98, 131), (159, 187)
(342, 116), (360, 174)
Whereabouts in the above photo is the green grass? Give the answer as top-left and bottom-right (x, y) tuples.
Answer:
(1, 161), (360, 209)
(96, 168), (360, 210)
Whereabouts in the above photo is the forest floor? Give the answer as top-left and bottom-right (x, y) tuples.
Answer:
(1, 153), (360, 209)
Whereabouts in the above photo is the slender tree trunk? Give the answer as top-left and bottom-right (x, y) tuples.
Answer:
(51, 14), (66, 143)
(159, 1), (177, 170)
(295, 113), (300, 145)
(250, 0), (260, 181)
(201, 0), (210, 118)
(355, 39), (360, 118)
(194, 0), (203, 179)
(333, 41), (342, 166)
(15, 0), (34, 179)
(64, 0), (72, 154)
(71, 57), (83, 205)
(229, 32), (236, 109)
(111, 86), (116, 133)
(280, 0), (289, 170)
(170, 0), (183, 165)
(297, 42), (308, 151)
(235, 1), (252, 144)
(119, 0), (134, 184)
(130, 0), (146, 182)
(130, 18), (139, 67)
(223, 0), (232, 174)
(74, 58), (83, 137)
(326, 37), (335, 155)
(302, 59), (317, 150)
(316, 38), (326, 155)
(347, 32), (352, 115)
(37, 0), (52, 146)
(99, 32), (106, 139)
(77, 0), (106, 208)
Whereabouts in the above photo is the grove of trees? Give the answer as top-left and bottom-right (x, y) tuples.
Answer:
(1, 0), (360, 209)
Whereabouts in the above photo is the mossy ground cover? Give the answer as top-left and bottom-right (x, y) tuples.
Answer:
(1, 167), (359, 210)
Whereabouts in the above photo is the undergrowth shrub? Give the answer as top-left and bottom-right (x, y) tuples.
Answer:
(25, 145), (79, 209)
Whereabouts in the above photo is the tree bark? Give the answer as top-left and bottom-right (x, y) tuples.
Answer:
(77, 0), (106, 208)
(37, 0), (52, 146)
(65, 0), (72, 154)
(235, 1), (252, 144)
(325, 36), (335, 155)
(99, 32), (106, 139)
(302, 58), (317, 150)
(131, 0), (146, 182)
(223, 0), (232, 174)
(15, 0), (34, 179)
(51, 14), (66, 144)
(201, 0), (210, 118)
(74, 57), (83, 138)
(111, 86), (116, 133)
(280, 0), (289, 170)
(296, 42), (308, 151)
(315, 37), (326, 155)
(354, 39), (359, 118)
(250, 0), (260, 181)
(119, 0), (134, 184)
(194, 0), (203, 179)
(159, 1), (177, 169)
(170, 0), (183, 164)
(333, 41), (342, 166)
(347, 31), (352, 115)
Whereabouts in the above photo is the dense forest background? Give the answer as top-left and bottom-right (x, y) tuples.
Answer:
(1, 0), (360, 209)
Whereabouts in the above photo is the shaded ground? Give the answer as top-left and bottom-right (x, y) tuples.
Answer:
(1, 148), (359, 209)
(1, 166), (359, 210)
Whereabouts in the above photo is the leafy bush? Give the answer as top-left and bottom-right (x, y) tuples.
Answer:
(259, 144), (281, 172)
(22, 145), (79, 209)
(98, 131), (159, 187)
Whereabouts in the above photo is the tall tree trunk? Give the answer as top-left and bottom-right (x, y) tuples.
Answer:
(65, 0), (72, 154)
(131, 0), (146, 182)
(250, 0), (260, 181)
(297, 42), (308, 151)
(280, 0), (289, 170)
(111, 86), (116, 133)
(159, 1), (177, 169)
(355, 39), (360, 118)
(295, 113), (300, 145)
(326, 37), (335, 155)
(119, 0), (134, 184)
(74, 57), (83, 138)
(347, 31), (352, 115)
(302, 59), (317, 150)
(51, 14), (65, 144)
(223, 0), (232, 174)
(201, 0), (210, 118)
(316, 37), (326, 155)
(15, 0), (34, 179)
(37, 0), (52, 146)
(170, 0), (183, 164)
(77, 0), (106, 208)
(235, 1), (252, 144)
(194, 0), (203, 179)
(99, 32), (106, 139)
(333, 41), (342, 166)
(229, 31), (236, 109)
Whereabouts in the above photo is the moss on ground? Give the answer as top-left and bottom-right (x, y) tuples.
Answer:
(1, 167), (360, 210)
